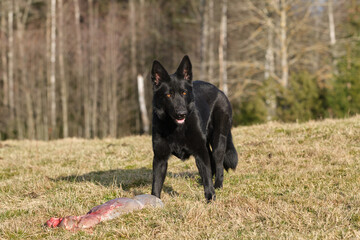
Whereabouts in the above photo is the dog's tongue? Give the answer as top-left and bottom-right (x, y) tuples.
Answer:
(176, 118), (185, 124)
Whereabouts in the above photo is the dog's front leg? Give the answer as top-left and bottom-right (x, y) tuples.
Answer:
(195, 151), (216, 202)
(151, 155), (169, 198)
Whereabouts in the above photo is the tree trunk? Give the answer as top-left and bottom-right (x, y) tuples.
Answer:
(34, 58), (42, 140)
(137, 74), (149, 134)
(280, 0), (288, 88)
(328, 0), (336, 46)
(107, 5), (117, 138)
(110, 64), (117, 138)
(58, 0), (68, 138)
(139, 0), (145, 72)
(264, 14), (275, 80)
(207, 0), (214, 83)
(7, 0), (14, 121)
(9, 0), (23, 139)
(101, 11), (113, 138)
(130, 0), (137, 81)
(313, 2), (320, 72)
(35, 84), (42, 140)
(137, 0), (149, 134)
(15, 0), (34, 139)
(50, 0), (57, 139)
(129, 0), (140, 133)
(43, 0), (52, 141)
(219, 0), (228, 95)
(88, 0), (99, 138)
(200, 0), (208, 81)
(1, 2), (8, 107)
(74, 0), (89, 138)
(328, 0), (337, 73)
(264, 7), (276, 121)
(101, 47), (109, 138)
(101, 75), (108, 137)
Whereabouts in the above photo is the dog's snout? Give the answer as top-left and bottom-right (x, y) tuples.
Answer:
(176, 111), (187, 119)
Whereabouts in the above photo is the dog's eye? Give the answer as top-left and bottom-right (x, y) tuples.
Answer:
(182, 91), (187, 96)
(166, 94), (171, 98)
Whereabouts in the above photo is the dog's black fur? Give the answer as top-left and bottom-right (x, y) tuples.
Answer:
(150, 55), (238, 201)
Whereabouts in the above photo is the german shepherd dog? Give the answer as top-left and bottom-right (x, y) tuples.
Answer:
(150, 55), (238, 201)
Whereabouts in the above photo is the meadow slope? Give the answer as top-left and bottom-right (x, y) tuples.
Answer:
(0, 116), (360, 239)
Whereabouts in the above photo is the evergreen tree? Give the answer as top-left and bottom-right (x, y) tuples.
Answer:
(276, 72), (322, 122)
(327, 3), (360, 118)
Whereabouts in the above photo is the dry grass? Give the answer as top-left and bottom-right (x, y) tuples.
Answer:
(1, 116), (360, 239)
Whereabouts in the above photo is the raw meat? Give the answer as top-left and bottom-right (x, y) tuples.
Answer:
(46, 194), (163, 231)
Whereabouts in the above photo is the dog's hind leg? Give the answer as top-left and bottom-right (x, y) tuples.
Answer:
(223, 131), (238, 171)
(211, 132), (227, 189)
(210, 114), (231, 189)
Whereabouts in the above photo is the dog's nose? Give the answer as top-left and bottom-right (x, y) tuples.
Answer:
(176, 111), (187, 119)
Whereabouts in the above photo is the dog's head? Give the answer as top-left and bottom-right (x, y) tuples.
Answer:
(151, 55), (194, 125)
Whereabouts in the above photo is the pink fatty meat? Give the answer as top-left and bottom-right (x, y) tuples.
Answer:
(46, 194), (164, 231)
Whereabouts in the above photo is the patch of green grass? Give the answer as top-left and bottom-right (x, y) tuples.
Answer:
(0, 116), (360, 239)
(0, 168), (19, 180)
(0, 209), (30, 220)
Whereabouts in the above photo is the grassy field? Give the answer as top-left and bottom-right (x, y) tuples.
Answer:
(0, 116), (360, 239)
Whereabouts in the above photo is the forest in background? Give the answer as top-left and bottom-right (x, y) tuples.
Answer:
(0, 0), (359, 140)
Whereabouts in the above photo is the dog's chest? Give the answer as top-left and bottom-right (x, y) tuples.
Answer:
(168, 133), (191, 161)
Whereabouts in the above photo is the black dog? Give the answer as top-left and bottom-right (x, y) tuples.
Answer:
(150, 55), (238, 201)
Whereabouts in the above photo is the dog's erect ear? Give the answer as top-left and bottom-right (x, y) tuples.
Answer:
(151, 60), (169, 86)
(176, 55), (192, 82)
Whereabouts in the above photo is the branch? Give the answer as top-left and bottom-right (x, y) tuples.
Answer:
(22, 0), (32, 25)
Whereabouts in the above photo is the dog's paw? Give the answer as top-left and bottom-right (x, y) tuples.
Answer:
(205, 187), (216, 202)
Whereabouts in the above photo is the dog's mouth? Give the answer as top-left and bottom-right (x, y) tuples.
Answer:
(175, 118), (185, 124)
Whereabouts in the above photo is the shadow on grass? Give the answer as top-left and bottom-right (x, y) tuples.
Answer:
(53, 168), (199, 196)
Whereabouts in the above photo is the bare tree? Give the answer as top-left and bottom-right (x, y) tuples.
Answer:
(139, 0), (145, 72)
(200, 0), (208, 81)
(129, 0), (140, 133)
(280, 0), (288, 87)
(137, 74), (149, 134)
(313, 1), (321, 72)
(1, 1), (8, 107)
(88, 0), (99, 138)
(58, 0), (68, 138)
(7, 0), (14, 121)
(264, 2), (276, 121)
(106, 4), (119, 138)
(27, 35), (46, 140)
(15, 0), (34, 139)
(207, 0), (215, 83)
(43, 0), (53, 141)
(219, 0), (228, 95)
(74, 0), (90, 138)
(130, 0), (137, 81)
(264, 4), (275, 80)
(9, 0), (24, 139)
(34, 59), (43, 140)
(49, 0), (57, 138)
(101, 59), (109, 138)
(328, 0), (336, 47)
(138, 0), (149, 134)
(327, 0), (337, 73)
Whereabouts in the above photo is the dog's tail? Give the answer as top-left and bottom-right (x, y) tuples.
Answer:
(223, 131), (238, 171)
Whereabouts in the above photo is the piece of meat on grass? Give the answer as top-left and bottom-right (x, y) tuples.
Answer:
(46, 194), (163, 231)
